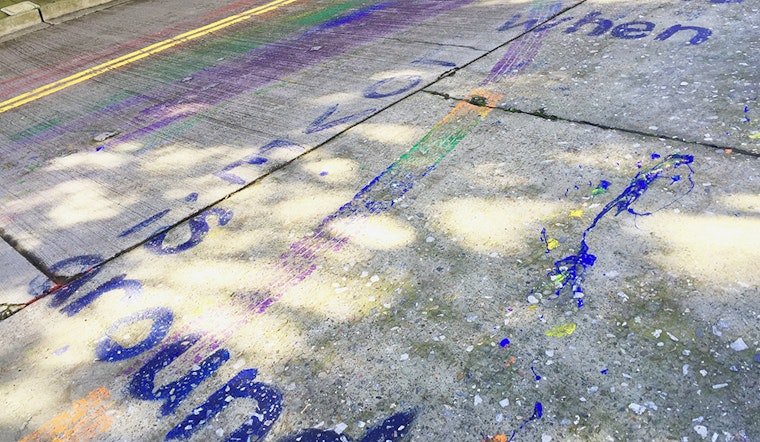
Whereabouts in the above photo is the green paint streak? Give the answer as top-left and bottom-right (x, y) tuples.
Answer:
(135, 0), (373, 85)
(9, 117), (62, 141)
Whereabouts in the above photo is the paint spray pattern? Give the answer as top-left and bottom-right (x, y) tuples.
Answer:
(542, 153), (695, 307)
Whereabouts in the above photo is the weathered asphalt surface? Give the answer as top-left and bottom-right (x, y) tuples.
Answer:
(1, 0), (759, 441)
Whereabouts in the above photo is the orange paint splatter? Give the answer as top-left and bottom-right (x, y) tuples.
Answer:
(505, 356), (517, 367)
(20, 388), (113, 442)
(484, 434), (509, 442)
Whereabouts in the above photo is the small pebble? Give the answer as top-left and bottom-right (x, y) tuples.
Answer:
(474, 395), (483, 406)
(628, 403), (646, 415)
(334, 423), (348, 434)
(730, 337), (748, 351)
(499, 398), (510, 407)
(694, 425), (708, 439)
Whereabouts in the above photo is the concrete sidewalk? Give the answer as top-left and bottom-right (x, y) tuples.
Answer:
(0, 0), (122, 38)
(0, 0), (759, 441)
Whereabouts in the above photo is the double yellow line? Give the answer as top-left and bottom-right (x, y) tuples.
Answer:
(0, 0), (299, 114)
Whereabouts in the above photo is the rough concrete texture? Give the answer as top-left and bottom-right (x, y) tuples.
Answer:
(0, 0), (759, 441)
(0, 3), (41, 38)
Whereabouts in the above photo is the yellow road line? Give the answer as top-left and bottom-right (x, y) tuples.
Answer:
(0, 0), (299, 114)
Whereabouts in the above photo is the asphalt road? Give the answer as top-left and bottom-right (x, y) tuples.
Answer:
(1, 0), (759, 441)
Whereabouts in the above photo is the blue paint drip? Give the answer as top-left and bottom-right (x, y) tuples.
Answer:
(540, 227), (550, 254)
(508, 402), (543, 441)
(530, 366), (541, 381)
(546, 154), (694, 303)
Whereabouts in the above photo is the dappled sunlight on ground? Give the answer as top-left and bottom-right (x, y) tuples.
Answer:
(636, 212), (760, 287)
(329, 215), (417, 250)
(351, 123), (424, 146)
(46, 180), (128, 228)
(433, 197), (564, 254)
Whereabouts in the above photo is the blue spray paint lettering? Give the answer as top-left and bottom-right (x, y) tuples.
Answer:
(165, 368), (283, 441)
(499, 10), (712, 45)
(279, 409), (417, 442)
(304, 104), (378, 134)
(145, 207), (233, 255)
(215, 139), (303, 185)
(95, 307), (174, 362)
(119, 209), (171, 238)
(544, 154), (694, 304)
(60, 274), (142, 316)
(363, 75), (422, 99)
(28, 255), (103, 304)
(129, 333), (230, 416)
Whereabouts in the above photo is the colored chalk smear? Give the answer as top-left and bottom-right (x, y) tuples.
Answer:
(545, 322), (577, 337)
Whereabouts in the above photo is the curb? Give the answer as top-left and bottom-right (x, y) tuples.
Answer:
(0, 0), (115, 39)
(0, 2), (42, 38)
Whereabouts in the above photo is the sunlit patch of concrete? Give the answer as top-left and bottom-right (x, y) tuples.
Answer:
(350, 123), (424, 146)
(329, 215), (416, 250)
(718, 193), (760, 214)
(301, 157), (360, 183)
(273, 192), (354, 225)
(637, 212), (760, 287)
(434, 197), (563, 253)
(46, 180), (125, 227)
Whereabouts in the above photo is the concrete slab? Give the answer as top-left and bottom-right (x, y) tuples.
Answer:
(0, 0), (578, 275)
(0, 0), (759, 441)
(1, 90), (758, 441)
(0, 238), (43, 305)
(429, 0), (760, 154)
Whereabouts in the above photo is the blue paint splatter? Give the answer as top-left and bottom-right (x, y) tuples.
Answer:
(507, 402), (543, 441)
(651, 153), (661, 160)
(545, 154), (694, 303)
(601, 368), (608, 375)
(530, 366), (542, 381)
(500, 338), (511, 348)
(184, 192), (199, 202)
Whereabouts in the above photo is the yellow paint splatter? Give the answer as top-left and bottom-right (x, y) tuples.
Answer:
(546, 238), (560, 250)
(569, 209), (584, 218)
(749, 132), (760, 139)
(545, 322), (577, 338)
